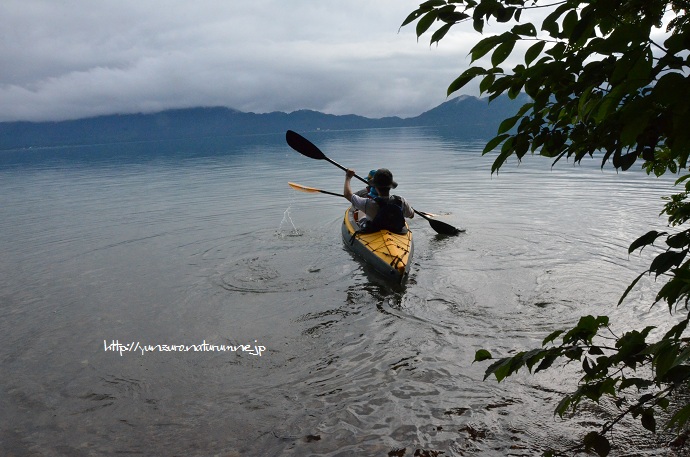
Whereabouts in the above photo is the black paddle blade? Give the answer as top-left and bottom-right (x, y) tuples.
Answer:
(428, 218), (464, 236)
(286, 130), (326, 160)
(414, 209), (464, 236)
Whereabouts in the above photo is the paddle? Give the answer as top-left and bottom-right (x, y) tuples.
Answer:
(288, 182), (344, 198)
(285, 130), (464, 235)
(288, 182), (443, 218)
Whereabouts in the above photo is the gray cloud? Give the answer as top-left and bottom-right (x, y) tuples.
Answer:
(0, 0), (479, 122)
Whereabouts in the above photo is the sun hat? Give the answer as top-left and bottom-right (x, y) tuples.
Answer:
(372, 168), (398, 189)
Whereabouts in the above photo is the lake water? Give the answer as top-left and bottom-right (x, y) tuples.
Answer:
(0, 127), (679, 456)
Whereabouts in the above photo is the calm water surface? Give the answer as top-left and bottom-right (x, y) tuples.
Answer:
(0, 128), (679, 455)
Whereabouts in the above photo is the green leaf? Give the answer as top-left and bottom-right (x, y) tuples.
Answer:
(667, 404), (690, 431)
(534, 352), (559, 373)
(512, 23), (537, 37)
(508, 80), (523, 100)
(583, 431), (611, 457)
(400, 8), (427, 28)
(491, 147), (513, 174)
(664, 33), (685, 53)
(667, 232), (690, 249)
(582, 357), (595, 376)
(619, 107), (651, 147)
(438, 11), (469, 24)
(482, 133), (510, 154)
(670, 113), (690, 166)
(561, 10), (579, 39)
(628, 48), (653, 85)
(416, 9), (439, 37)
(483, 355), (522, 381)
(495, 6), (515, 23)
(525, 41), (546, 66)
(542, 329), (564, 346)
(663, 365), (690, 383)
(619, 377), (653, 390)
(474, 349), (492, 362)
(649, 250), (687, 278)
(491, 38), (516, 67)
(515, 101), (533, 118)
(672, 346), (690, 369)
(473, 17), (484, 33)
(400, 1), (444, 29)
(588, 346), (604, 356)
(544, 42), (566, 60)
(431, 23), (453, 45)
(488, 75), (513, 99)
(564, 346), (584, 361)
(523, 348), (548, 372)
(653, 341), (678, 380)
(497, 115), (520, 134)
(611, 55), (637, 85)
(675, 174), (690, 186)
(563, 315), (608, 344)
(541, 3), (572, 37)
(447, 66), (486, 96)
(479, 73), (496, 94)
(628, 230), (667, 254)
(569, 9), (595, 45)
(655, 278), (688, 310)
(618, 271), (646, 306)
(556, 394), (574, 417)
(470, 35), (504, 62)
(615, 329), (648, 360)
(612, 149), (638, 171)
(663, 317), (689, 340)
(641, 409), (656, 433)
(652, 72), (686, 106)
(658, 397), (670, 410)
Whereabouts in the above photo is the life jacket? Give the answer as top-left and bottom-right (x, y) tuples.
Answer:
(362, 196), (407, 234)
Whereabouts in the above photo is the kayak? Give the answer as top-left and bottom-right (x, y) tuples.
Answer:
(341, 206), (414, 282)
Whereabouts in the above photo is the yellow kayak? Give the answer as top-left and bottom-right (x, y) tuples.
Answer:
(341, 206), (414, 282)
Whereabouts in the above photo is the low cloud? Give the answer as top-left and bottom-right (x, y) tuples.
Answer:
(1, 0), (477, 122)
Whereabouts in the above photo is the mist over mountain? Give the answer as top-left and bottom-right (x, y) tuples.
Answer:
(0, 94), (529, 150)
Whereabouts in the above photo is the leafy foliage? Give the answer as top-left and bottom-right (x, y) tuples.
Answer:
(403, 0), (690, 174)
(403, 0), (690, 454)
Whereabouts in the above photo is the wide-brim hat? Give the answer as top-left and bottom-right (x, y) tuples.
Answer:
(372, 168), (398, 189)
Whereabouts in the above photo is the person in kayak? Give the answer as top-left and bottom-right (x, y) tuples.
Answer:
(355, 169), (379, 198)
(344, 168), (414, 234)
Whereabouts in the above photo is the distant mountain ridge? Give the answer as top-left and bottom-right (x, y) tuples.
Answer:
(0, 94), (529, 150)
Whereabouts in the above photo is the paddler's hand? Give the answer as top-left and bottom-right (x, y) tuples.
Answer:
(345, 169), (356, 179)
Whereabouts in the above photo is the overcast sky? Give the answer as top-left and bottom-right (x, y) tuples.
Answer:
(0, 0), (492, 122)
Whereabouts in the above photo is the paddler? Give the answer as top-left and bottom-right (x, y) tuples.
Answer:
(354, 169), (378, 198)
(343, 168), (414, 234)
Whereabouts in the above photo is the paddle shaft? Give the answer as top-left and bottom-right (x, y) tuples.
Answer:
(315, 188), (344, 197)
(289, 183), (440, 220)
(290, 182), (437, 217)
(322, 156), (369, 186)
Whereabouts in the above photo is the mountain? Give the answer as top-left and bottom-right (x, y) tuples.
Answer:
(0, 94), (530, 150)
(412, 93), (529, 135)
